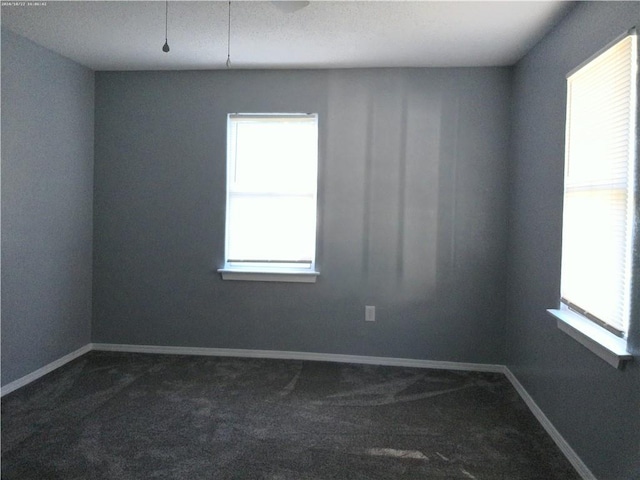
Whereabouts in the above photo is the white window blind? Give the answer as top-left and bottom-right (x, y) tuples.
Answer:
(561, 33), (638, 337)
(224, 113), (319, 270)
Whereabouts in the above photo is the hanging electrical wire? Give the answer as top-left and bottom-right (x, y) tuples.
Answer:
(162, 0), (170, 52)
(226, 0), (232, 68)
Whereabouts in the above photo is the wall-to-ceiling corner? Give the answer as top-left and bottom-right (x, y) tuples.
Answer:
(1, 28), (94, 387)
(507, 2), (640, 479)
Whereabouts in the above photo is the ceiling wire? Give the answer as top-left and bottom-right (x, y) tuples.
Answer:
(226, 0), (231, 68)
(162, 0), (170, 52)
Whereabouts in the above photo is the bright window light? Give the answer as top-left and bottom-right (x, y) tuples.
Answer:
(224, 113), (319, 271)
(561, 32), (637, 337)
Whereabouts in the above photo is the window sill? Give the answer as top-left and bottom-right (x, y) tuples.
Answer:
(218, 267), (319, 283)
(547, 308), (633, 369)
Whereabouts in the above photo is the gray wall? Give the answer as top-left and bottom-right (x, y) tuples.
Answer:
(93, 68), (511, 364)
(507, 2), (640, 479)
(1, 29), (94, 386)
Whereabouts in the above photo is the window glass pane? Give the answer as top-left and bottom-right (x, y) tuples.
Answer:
(232, 119), (317, 194)
(561, 189), (629, 326)
(227, 194), (317, 262)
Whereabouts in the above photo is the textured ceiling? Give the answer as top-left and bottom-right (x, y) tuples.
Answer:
(1, 1), (574, 71)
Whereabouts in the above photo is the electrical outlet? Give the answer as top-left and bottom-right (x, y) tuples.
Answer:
(365, 306), (376, 322)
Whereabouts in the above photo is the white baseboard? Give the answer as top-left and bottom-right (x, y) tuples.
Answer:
(1, 344), (92, 397)
(91, 343), (505, 373)
(502, 367), (596, 480)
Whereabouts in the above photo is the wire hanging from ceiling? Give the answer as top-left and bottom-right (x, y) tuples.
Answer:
(226, 0), (232, 68)
(162, 0), (170, 53)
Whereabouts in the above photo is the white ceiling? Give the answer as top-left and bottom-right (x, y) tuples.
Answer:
(1, 0), (574, 71)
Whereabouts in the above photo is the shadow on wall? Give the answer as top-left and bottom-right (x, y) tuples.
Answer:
(322, 69), (508, 307)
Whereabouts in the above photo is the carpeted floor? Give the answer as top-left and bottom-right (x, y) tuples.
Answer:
(2, 351), (580, 480)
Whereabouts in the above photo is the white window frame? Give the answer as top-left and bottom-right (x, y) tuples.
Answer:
(218, 113), (320, 283)
(548, 30), (638, 369)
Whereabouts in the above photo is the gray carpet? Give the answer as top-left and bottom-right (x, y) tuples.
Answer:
(2, 352), (580, 479)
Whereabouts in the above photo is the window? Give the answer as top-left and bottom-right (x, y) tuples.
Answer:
(218, 113), (320, 283)
(549, 31), (637, 368)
